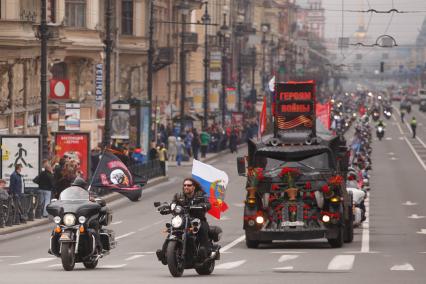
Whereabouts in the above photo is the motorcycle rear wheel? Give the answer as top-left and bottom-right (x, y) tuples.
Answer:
(166, 241), (184, 277)
(83, 258), (98, 269)
(61, 243), (76, 271)
(195, 260), (215, 275)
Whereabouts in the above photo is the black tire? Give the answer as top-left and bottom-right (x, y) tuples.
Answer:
(245, 233), (259, 249)
(166, 241), (184, 277)
(328, 226), (344, 248)
(344, 195), (354, 243)
(195, 260), (215, 275)
(61, 243), (76, 271)
(83, 259), (98, 269)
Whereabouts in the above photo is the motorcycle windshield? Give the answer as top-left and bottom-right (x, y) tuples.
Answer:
(59, 186), (89, 201)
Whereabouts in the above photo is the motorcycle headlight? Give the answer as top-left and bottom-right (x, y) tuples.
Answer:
(174, 205), (183, 214)
(78, 216), (86, 224)
(53, 216), (61, 224)
(171, 216), (183, 228)
(63, 214), (76, 226)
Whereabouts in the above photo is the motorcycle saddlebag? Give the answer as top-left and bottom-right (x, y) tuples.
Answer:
(100, 228), (116, 251)
(208, 226), (222, 242)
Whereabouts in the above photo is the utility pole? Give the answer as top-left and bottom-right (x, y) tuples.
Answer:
(39, 0), (49, 159)
(202, 1), (210, 130)
(179, 6), (188, 134)
(237, 38), (242, 112)
(103, 0), (113, 148)
(147, 0), (154, 148)
(219, 13), (229, 128)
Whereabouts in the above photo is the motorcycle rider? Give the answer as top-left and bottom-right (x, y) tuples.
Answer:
(171, 178), (213, 257)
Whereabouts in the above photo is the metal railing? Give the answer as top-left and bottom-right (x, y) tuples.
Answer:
(0, 192), (43, 228)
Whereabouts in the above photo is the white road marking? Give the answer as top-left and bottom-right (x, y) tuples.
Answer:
(278, 255), (299, 263)
(48, 264), (62, 268)
(270, 251), (306, 254)
(387, 152), (395, 155)
(390, 263), (415, 271)
(273, 266), (294, 270)
(232, 203), (245, 208)
(390, 157), (399, 160)
(402, 201), (418, 206)
(127, 252), (155, 254)
(12, 258), (56, 265)
(0, 256), (20, 258)
(111, 221), (123, 225)
(416, 137), (426, 148)
(399, 137), (404, 140)
(138, 220), (163, 232)
(220, 235), (245, 253)
(100, 264), (127, 269)
(408, 214), (425, 219)
(327, 255), (355, 270)
(385, 137), (393, 140)
(116, 232), (135, 240)
(403, 137), (426, 172)
(215, 260), (246, 270)
(125, 255), (144, 261)
(416, 229), (426, 234)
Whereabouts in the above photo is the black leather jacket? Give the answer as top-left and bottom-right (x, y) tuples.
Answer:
(172, 190), (211, 221)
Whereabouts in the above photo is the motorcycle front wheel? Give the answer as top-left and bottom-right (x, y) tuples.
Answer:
(166, 241), (184, 277)
(61, 243), (76, 271)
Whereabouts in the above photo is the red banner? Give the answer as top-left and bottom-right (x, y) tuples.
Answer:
(54, 132), (90, 179)
(50, 79), (70, 100)
(316, 102), (331, 130)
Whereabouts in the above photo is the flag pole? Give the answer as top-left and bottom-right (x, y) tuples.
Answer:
(87, 148), (107, 193)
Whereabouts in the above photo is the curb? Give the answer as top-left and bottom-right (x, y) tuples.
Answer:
(0, 175), (169, 236)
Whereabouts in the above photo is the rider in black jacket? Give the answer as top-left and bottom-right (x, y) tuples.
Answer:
(172, 178), (212, 255)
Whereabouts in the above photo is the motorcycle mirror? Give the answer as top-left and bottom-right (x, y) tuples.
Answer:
(154, 201), (161, 208)
(237, 156), (246, 176)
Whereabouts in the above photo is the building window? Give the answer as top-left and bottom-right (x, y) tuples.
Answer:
(65, 0), (86, 28)
(121, 0), (133, 35)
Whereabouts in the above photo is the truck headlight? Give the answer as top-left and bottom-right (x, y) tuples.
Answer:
(256, 216), (264, 224)
(63, 214), (76, 226)
(171, 216), (183, 228)
(322, 215), (330, 223)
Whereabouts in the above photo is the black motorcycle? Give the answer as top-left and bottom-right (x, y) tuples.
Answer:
(372, 111), (380, 121)
(47, 186), (115, 271)
(154, 201), (222, 277)
(376, 126), (385, 141)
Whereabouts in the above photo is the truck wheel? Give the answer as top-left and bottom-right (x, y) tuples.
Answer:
(245, 233), (259, 249)
(328, 226), (344, 248)
(344, 196), (354, 243)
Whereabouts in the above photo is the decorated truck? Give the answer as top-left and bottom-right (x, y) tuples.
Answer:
(237, 81), (352, 248)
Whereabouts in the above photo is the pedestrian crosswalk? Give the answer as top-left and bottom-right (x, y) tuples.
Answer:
(0, 252), (421, 273)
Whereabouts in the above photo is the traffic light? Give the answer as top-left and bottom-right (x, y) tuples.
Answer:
(380, 62), (384, 73)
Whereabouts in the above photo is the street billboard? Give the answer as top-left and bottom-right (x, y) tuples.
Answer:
(111, 104), (130, 139)
(0, 135), (41, 189)
(54, 132), (90, 179)
(226, 88), (237, 111)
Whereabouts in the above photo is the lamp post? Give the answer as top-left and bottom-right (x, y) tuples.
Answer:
(179, 1), (190, 134)
(39, 0), (49, 159)
(201, 1), (210, 130)
(103, 0), (113, 148)
(261, 23), (269, 94)
(147, 0), (155, 148)
(218, 11), (229, 128)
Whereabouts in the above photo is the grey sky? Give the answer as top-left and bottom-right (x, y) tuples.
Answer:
(322, 0), (426, 45)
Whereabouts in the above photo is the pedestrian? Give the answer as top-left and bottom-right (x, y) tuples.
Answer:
(158, 143), (168, 175)
(131, 148), (146, 164)
(401, 108), (406, 123)
(9, 164), (27, 224)
(0, 179), (8, 202)
(149, 141), (158, 160)
(229, 129), (238, 153)
(168, 135), (177, 161)
(192, 129), (201, 160)
(176, 137), (184, 166)
(410, 116), (417, 138)
(184, 130), (193, 157)
(200, 129), (210, 158)
(33, 159), (55, 218)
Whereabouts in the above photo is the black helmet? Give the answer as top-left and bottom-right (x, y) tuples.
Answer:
(72, 177), (88, 189)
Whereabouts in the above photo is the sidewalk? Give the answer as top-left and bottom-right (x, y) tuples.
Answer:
(0, 144), (245, 236)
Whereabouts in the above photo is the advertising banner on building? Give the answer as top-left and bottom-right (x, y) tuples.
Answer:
(209, 87), (220, 111)
(95, 63), (104, 118)
(0, 135), (41, 189)
(210, 51), (222, 81)
(55, 132), (90, 179)
(192, 88), (203, 111)
(50, 79), (70, 100)
(226, 88), (237, 111)
(65, 103), (81, 131)
(111, 104), (130, 139)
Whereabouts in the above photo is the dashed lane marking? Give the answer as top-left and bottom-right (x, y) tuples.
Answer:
(270, 251), (306, 254)
(273, 266), (294, 271)
(232, 203), (245, 208)
(390, 263), (415, 271)
(402, 201), (418, 206)
(278, 255), (299, 263)
(125, 255), (145, 261)
(220, 235), (245, 253)
(0, 256), (20, 258)
(408, 214), (425, 219)
(385, 137), (393, 140)
(99, 264), (127, 269)
(138, 220), (163, 232)
(327, 255), (355, 271)
(416, 229), (426, 234)
(116, 232), (135, 240)
(215, 260), (246, 270)
(111, 221), (123, 225)
(127, 252), (155, 254)
(403, 137), (426, 172)
(390, 157), (399, 160)
(11, 258), (56, 265)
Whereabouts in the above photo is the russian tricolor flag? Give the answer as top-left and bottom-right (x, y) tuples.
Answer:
(192, 160), (229, 219)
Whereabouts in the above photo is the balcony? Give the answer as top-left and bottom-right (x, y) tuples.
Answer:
(183, 32), (198, 52)
(153, 47), (174, 72)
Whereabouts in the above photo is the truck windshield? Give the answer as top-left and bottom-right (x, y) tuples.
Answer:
(254, 152), (330, 173)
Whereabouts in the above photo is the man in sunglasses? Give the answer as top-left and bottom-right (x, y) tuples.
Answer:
(172, 178), (212, 257)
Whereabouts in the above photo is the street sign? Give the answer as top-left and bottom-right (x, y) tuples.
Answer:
(50, 79), (70, 99)
(65, 103), (80, 131)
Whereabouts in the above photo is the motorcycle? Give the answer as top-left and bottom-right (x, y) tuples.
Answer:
(47, 186), (115, 271)
(376, 126), (385, 140)
(383, 110), (392, 119)
(372, 111), (380, 121)
(154, 201), (222, 277)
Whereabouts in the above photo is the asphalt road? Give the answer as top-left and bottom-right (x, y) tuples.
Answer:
(1, 113), (426, 283)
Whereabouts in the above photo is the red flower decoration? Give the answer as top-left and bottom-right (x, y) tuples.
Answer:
(271, 184), (280, 191)
(279, 167), (301, 177)
(289, 205), (297, 213)
(328, 175), (343, 186)
(321, 184), (330, 194)
(305, 182), (312, 190)
(303, 215), (309, 220)
(310, 192), (316, 199)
